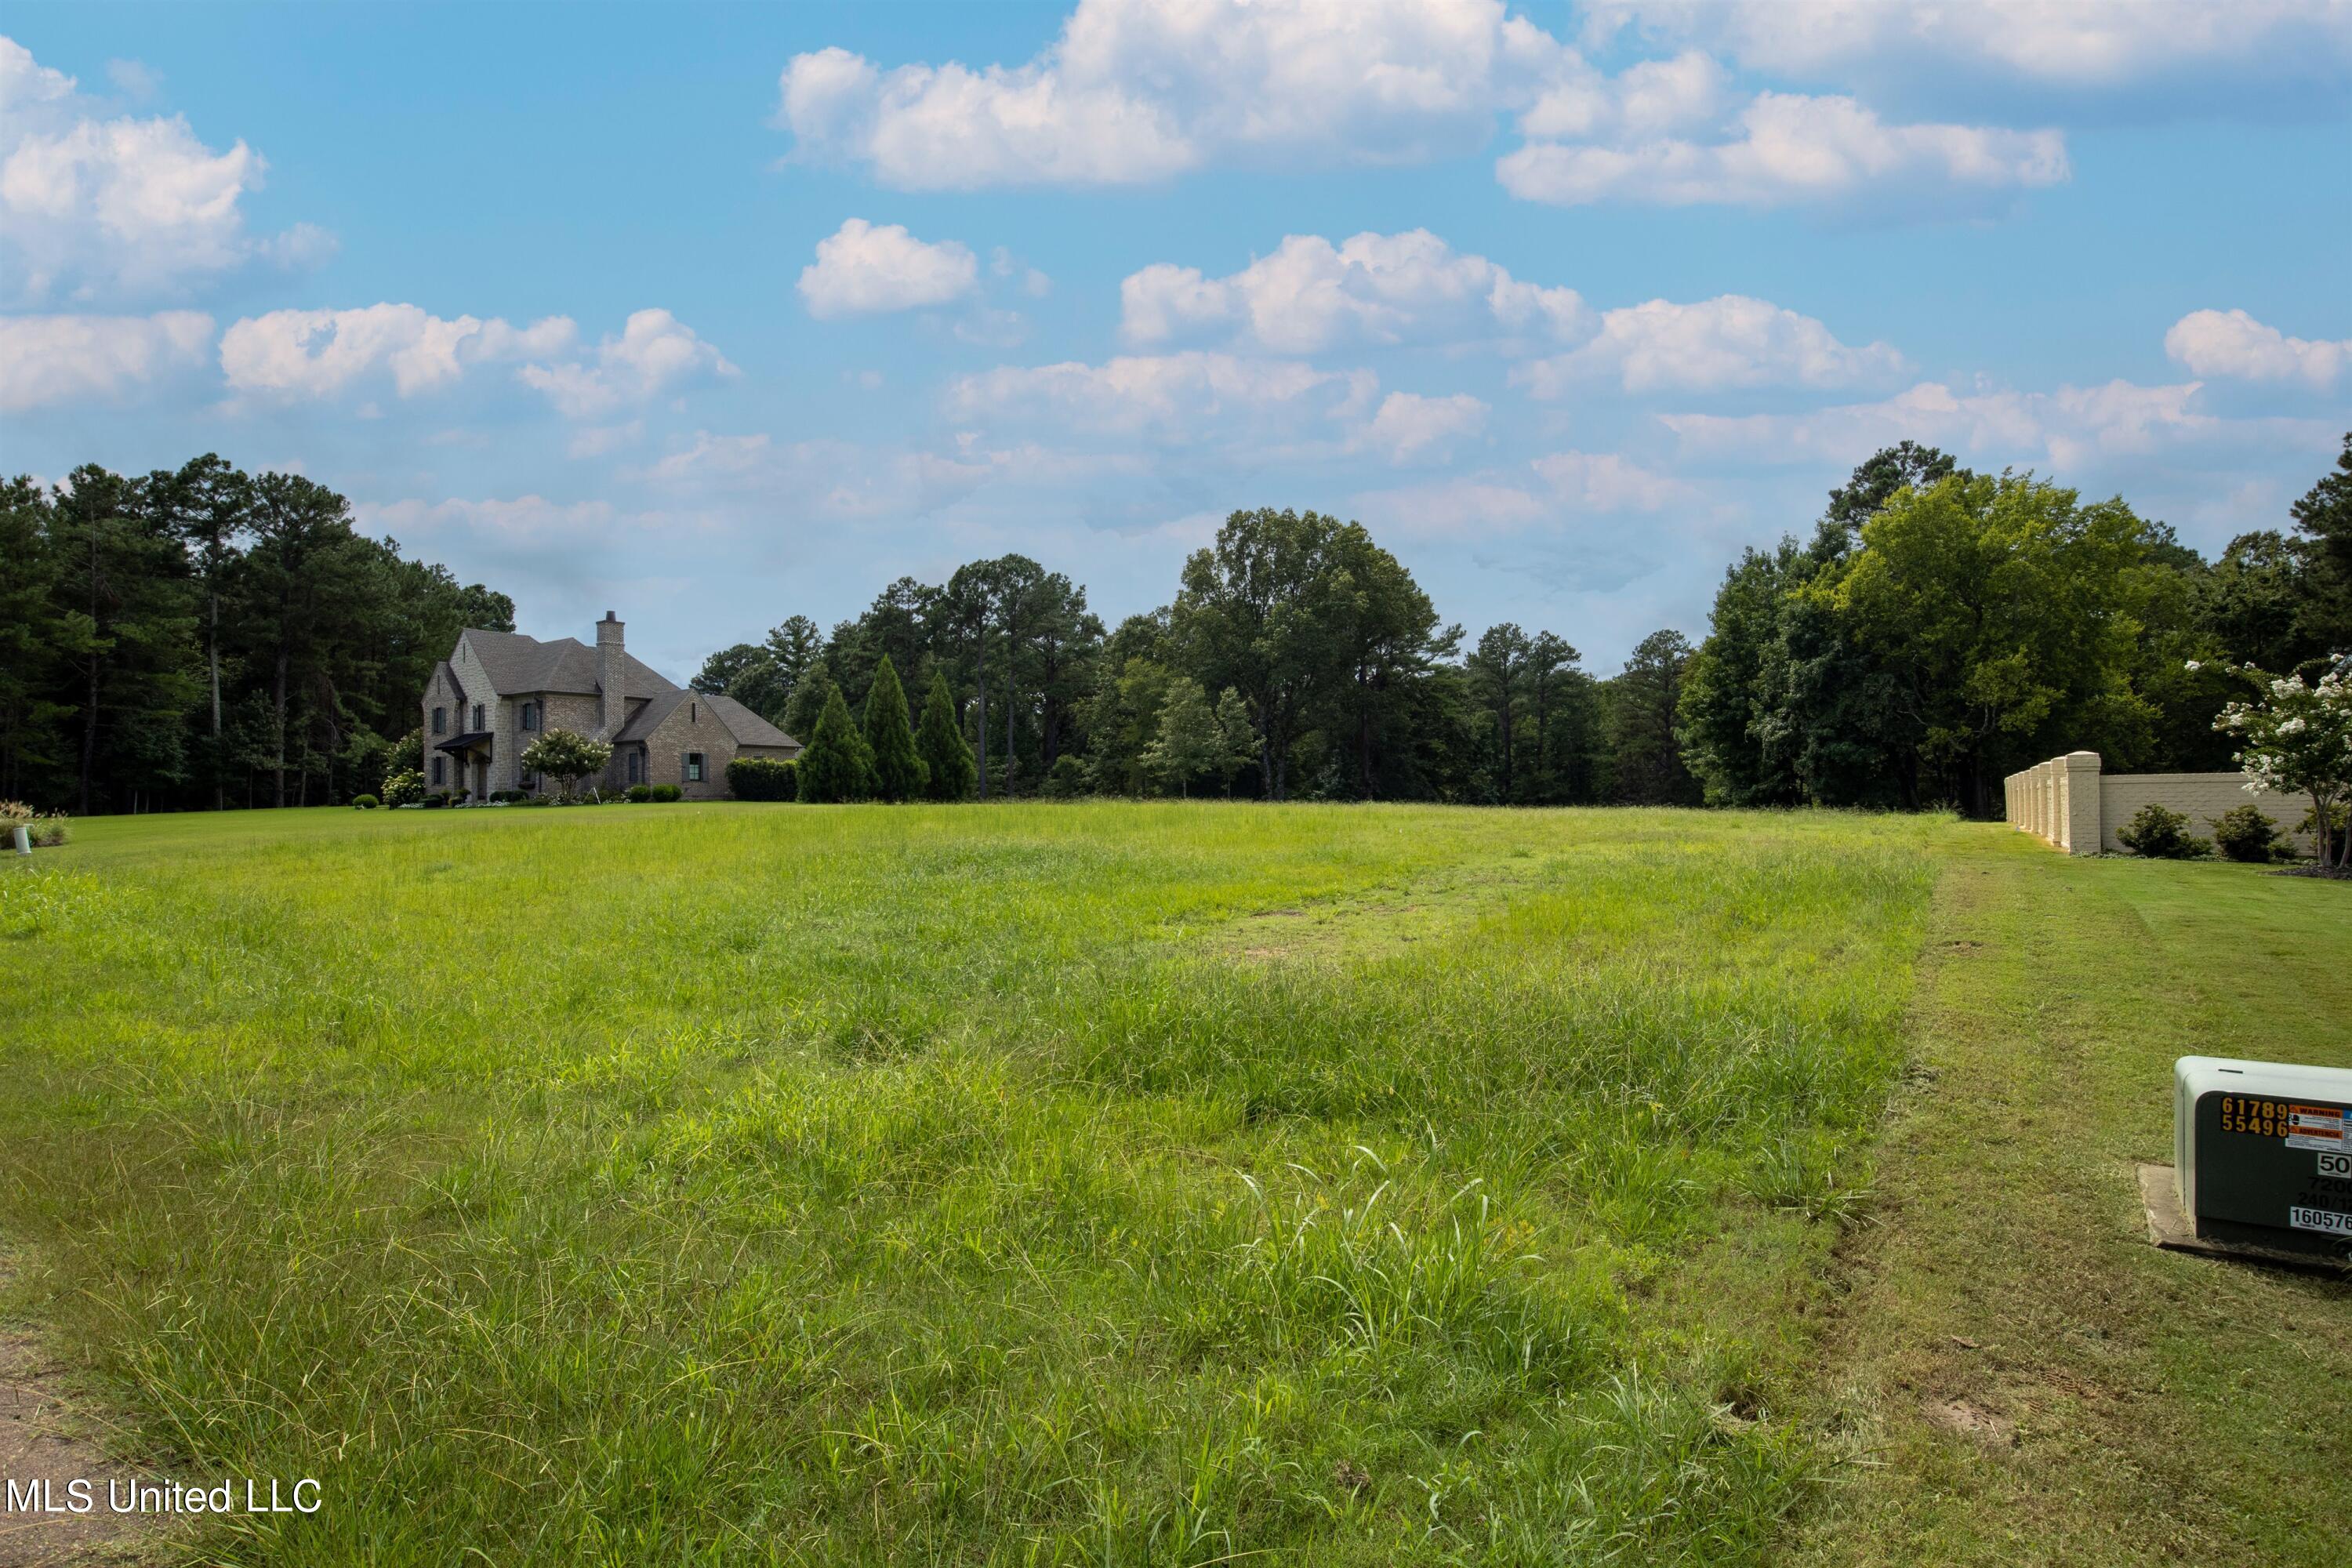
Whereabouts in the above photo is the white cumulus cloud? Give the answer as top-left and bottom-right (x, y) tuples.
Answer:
(2165, 309), (2349, 390)
(772, 2), (2079, 221)
(1357, 390), (1488, 463)
(220, 304), (578, 399)
(1661, 378), (2216, 473)
(1584, 0), (2352, 93)
(943, 350), (1375, 440)
(1499, 92), (2067, 209)
(798, 218), (981, 318)
(0, 36), (328, 303)
(1347, 448), (1690, 543)
(1515, 294), (1904, 395)
(1530, 450), (1693, 511)
(0, 310), (212, 412)
(775, 0), (1566, 189)
(1120, 229), (1588, 352)
(518, 309), (738, 419)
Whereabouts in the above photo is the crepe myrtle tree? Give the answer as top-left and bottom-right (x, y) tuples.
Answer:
(2200, 658), (2352, 870)
(521, 728), (612, 800)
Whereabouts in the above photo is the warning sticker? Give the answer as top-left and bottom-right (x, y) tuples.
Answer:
(2288, 1206), (2352, 1236)
(2284, 1104), (2348, 1154)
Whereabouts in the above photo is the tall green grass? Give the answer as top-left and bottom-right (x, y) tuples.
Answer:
(1, 802), (1941, 1564)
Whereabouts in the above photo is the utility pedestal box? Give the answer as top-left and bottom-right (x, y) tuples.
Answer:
(2175, 1056), (2352, 1262)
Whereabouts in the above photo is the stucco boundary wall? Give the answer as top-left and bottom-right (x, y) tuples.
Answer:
(2002, 751), (2314, 855)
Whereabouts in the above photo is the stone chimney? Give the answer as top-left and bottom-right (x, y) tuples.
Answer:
(596, 612), (626, 738)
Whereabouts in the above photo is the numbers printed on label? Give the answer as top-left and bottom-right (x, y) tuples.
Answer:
(2322, 1152), (2352, 1178)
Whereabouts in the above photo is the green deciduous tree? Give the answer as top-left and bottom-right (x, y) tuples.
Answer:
(1142, 677), (1250, 797)
(2286, 433), (2352, 662)
(1823, 471), (2151, 815)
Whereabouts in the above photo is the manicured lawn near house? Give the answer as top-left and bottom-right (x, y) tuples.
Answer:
(0, 806), (2343, 1564)
(1791, 834), (2352, 1568)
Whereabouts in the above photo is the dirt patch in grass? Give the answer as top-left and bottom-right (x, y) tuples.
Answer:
(1922, 1397), (2015, 1446)
(0, 1263), (163, 1566)
(1210, 855), (1557, 960)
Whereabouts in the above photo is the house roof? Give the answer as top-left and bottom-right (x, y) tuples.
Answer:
(434, 731), (495, 753)
(457, 628), (679, 700)
(708, 691), (799, 750)
(433, 659), (470, 706)
(612, 688), (800, 750)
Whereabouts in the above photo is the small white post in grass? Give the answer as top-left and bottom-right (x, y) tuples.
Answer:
(12, 825), (28, 855)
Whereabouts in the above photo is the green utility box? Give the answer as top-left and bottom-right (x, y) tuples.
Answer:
(2176, 1056), (2352, 1261)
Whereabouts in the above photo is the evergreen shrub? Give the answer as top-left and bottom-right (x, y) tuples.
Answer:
(2212, 804), (2285, 863)
(2118, 803), (2209, 858)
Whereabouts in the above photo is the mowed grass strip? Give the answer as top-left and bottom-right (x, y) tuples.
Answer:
(1791, 830), (2352, 1568)
(1, 804), (1940, 1565)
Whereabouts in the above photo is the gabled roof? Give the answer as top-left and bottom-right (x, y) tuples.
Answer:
(612, 688), (800, 750)
(433, 659), (470, 706)
(707, 691), (799, 750)
(456, 628), (679, 700)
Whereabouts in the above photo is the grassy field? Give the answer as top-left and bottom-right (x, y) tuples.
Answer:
(0, 804), (2343, 1565)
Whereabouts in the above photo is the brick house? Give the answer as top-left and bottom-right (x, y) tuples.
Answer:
(421, 612), (800, 800)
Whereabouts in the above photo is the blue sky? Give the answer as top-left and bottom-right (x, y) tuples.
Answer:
(4, 1), (2349, 681)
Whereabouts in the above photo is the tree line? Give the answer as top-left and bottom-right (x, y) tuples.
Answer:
(1678, 438), (2350, 815)
(2, 459), (513, 814)
(693, 508), (1700, 808)
(6, 435), (2345, 816)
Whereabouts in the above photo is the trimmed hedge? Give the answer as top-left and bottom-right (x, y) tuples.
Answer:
(728, 757), (798, 801)
(648, 782), (682, 802)
(352, 794), (379, 811)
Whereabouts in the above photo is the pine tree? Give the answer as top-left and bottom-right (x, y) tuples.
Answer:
(795, 686), (872, 803)
(916, 670), (975, 800)
(862, 655), (925, 802)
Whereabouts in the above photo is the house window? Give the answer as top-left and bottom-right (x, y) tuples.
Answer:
(431, 706), (446, 735)
(520, 771), (539, 791)
(471, 703), (486, 731)
(685, 752), (705, 783)
(430, 757), (445, 786)
(627, 750), (643, 785)
(521, 701), (539, 731)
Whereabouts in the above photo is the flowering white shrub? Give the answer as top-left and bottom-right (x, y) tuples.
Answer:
(2208, 662), (2352, 871)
